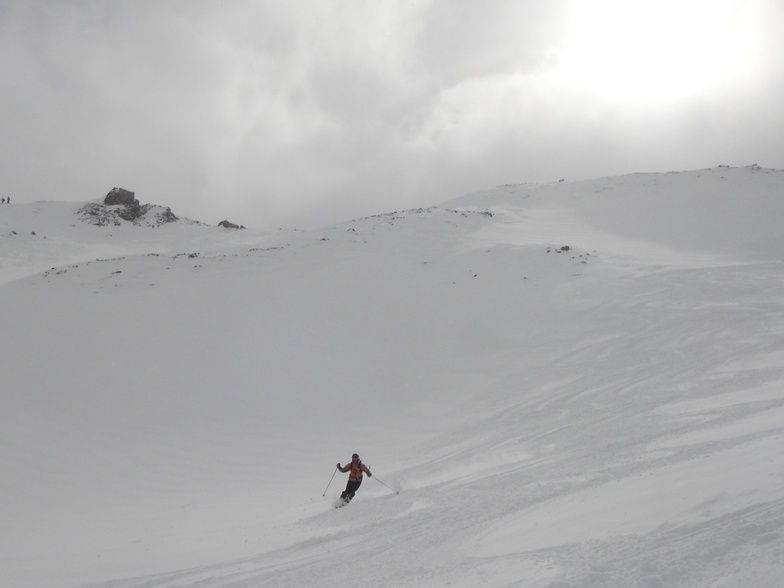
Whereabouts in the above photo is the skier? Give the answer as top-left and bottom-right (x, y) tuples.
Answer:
(336, 453), (372, 505)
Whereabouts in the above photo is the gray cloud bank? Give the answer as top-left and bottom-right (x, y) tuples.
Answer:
(2, 0), (783, 229)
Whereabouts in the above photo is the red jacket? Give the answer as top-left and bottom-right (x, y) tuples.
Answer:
(339, 460), (371, 482)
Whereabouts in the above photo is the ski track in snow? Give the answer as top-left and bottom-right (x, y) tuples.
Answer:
(2, 166), (784, 587)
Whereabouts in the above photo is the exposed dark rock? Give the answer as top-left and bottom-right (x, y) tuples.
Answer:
(157, 207), (178, 224)
(117, 200), (142, 222)
(218, 220), (245, 230)
(104, 187), (137, 207)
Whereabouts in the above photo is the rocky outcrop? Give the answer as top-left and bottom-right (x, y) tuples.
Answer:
(77, 187), (188, 227)
(218, 220), (246, 230)
(104, 188), (143, 222)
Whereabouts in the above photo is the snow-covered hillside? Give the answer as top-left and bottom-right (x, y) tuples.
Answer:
(2, 166), (784, 587)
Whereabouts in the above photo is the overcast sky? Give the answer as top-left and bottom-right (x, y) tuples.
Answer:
(2, 0), (783, 229)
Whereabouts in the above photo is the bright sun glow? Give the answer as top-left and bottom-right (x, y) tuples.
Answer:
(552, 0), (766, 105)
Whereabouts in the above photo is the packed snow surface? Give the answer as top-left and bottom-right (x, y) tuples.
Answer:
(2, 166), (784, 587)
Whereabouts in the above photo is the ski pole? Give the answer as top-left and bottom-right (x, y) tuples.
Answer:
(322, 466), (338, 496)
(372, 475), (399, 494)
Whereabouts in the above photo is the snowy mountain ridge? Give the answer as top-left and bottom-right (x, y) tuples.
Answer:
(2, 166), (784, 587)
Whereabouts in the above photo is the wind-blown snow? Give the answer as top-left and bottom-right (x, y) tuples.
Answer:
(1, 166), (783, 587)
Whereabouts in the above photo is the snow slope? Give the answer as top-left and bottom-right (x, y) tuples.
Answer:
(1, 166), (784, 587)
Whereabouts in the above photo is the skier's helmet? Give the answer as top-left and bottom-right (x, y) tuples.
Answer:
(352, 453), (359, 460)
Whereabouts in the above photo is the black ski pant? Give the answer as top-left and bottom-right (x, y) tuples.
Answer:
(341, 479), (362, 502)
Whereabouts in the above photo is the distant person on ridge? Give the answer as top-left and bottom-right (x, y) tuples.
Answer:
(336, 453), (372, 505)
